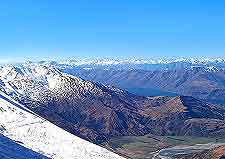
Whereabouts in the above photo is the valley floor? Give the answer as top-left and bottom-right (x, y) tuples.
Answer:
(103, 135), (225, 159)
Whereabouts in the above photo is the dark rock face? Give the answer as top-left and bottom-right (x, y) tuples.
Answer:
(138, 96), (225, 138)
(180, 96), (224, 120)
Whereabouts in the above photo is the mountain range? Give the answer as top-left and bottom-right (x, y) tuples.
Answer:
(1, 59), (225, 158)
(1, 62), (225, 145)
(58, 57), (225, 71)
(57, 58), (225, 105)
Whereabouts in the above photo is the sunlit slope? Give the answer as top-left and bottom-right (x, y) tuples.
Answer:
(0, 91), (125, 159)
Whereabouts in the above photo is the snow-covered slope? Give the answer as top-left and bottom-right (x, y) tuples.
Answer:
(0, 133), (49, 159)
(0, 63), (65, 104)
(0, 91), (125, 159)
(0, 63), (129, 108)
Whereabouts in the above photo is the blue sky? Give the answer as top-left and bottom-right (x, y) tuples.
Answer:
(0, 0), (224, 62)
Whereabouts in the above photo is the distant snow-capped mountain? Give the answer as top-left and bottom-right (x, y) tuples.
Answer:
(0, 87), (125, 159)
(1, 57), (225, 72)
(58, 57), (225, 65)
(54, 58), (225, 105)
(56, 57), (225, 71)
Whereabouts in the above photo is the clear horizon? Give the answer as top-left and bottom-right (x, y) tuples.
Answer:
(0, 0), (224, 62)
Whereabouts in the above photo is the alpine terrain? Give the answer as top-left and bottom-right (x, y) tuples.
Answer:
(58, 58), (225, 105)
(0, 87), (125, 159)
(1, 62), (225, 146)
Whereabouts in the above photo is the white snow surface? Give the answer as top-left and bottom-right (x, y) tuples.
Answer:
(0, 133), (50, 159)
(58, 57), (225, 66)
(0, 91), (125, 159)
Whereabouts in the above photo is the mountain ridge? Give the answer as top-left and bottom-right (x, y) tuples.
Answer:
(0, 89), (125, 159)
(1, 62), (225, 145)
